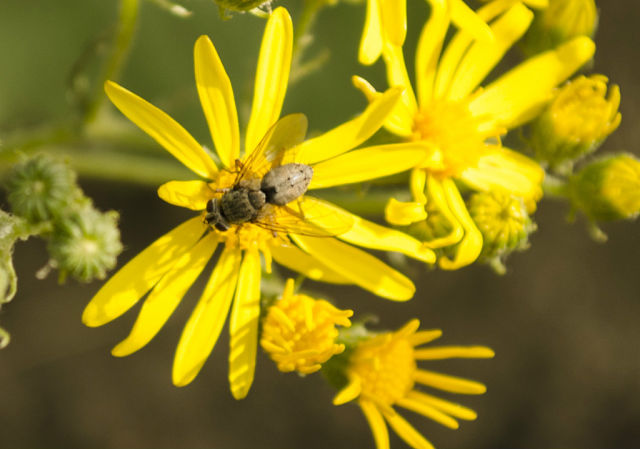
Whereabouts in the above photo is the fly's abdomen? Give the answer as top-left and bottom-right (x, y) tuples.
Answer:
(261, 163), (313, 206)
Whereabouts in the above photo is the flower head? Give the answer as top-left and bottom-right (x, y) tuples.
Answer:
(260, 278), (353, 375)
(531, 74), (621, 172)
(356, 0), (595, 269)
(83, 7), (434, 398)
(331, 319), (494, 449)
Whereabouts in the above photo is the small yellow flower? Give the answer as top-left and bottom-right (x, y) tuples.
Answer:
(260, 278), (353, 375)
(356, 0), (595, 269)
(570, 154), (640, 222)
(531, 75), (621, 171)
(83, 7), (434, 399)
(522, 0), (598, 55)
(358, 0), (494, 65)
(333, 319), (494, 449)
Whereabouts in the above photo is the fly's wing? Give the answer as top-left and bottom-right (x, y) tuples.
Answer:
(235, 113), (308, 184)
(253, 196), (354, 237)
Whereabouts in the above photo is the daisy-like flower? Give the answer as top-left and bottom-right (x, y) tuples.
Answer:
(354, 0), (595, 269)
(332, 319), (494, 449)
(83, 7), (435, 399)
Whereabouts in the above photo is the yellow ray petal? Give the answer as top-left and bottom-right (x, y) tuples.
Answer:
(411, 168), (427, 204)
(396, 396), (459, 429)
(414, 346), (495, 360)
(469, 36), (596, 129)
(333, 376), (363, 405)
(385, 198), (427, 226)
(447, 3), (533, 101)
(172, 247), (242, 386)
(414, 369), (487, 394)
(421, 176), (465, 249)
(352, 76), (412, 137)
(194, 35), (240, 169)
(157, 180), (211, 210)
(271, 244), (352, 284)
(309, 142), (428, 189)
(111, 233), (218, 356)
(382, 43), (418, 129)
(245, 7), (293, 154)
(437, 178), (483, 270)
(383, 409), (436, 449)
(410, 329), (442, 346)
(360, 399), (390, 449)
(416, 0), (450, 107)
(359, 0), (383, 65)
(82, 217), (205, 327)
(449, 0), (494, 42)
(406, 390), (478, 421)
(380, 0), (406, 47)
(296, 87), (403, 165)
(228, 249), (261, 399)
(104, 81), (218, 179)
(301, 200), (436, 263)
(291, 235), (415, 301)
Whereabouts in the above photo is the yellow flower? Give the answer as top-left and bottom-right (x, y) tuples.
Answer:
(260, 278), (353, 375)
(356, 0), (595, 269)
(333, 319), (494, 449)
(359, 0), (494, 65)
(83, 7), (434, 399)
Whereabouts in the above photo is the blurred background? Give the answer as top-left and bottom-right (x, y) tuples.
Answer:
(1, 0), (639, 448)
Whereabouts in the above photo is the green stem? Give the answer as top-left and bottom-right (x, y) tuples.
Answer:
(84, 0), (140, 124)
(542, 174), (570, 199)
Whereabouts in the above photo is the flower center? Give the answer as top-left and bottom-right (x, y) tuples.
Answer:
(349, 332), (416, 406)
(412, 98), (502, 177)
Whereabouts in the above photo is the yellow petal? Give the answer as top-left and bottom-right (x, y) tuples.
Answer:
(447, 3), (533, 101)
(385, 198), (427, 226)
(416, 0), (450, 107)
(245, 7), (293, 154)
(359, 0), (383, 65)
(406, 390), (477, 421)
(414, 346), (496, 360)
(333, 376), (362, 405)
(296, 87), (403, 165)
(82, 217), (205, 327)
(291, 235), (415, 301)
(380, 0), (406, 47)
(383, 409), (436, 449)
(352, 76), (412, 137)
(309, 142), (428, 189)
(382, 44), (418, 129)
(104, 81), (218, 179)
(228, 249), (261, 399)
(194, 35), (240, 169)
(111, 233), (218, 356)
(460, 146), (544, 199)
(421, 176), (465, 249)
(396, 396), (459, 429)
(437, 179), (483, 270)
(414, 369), (487, 394)
(271, 244), (352, 284)
(360, 400), (390, 449)
(172, 247), (242, 386)
(411, 168), (427, 204)
(449, 0), (494, 43)
(157, 180), (211, 210)
(469, 36), (596, 129)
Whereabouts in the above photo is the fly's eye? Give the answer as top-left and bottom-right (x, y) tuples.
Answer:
(215, 222), (229, 232)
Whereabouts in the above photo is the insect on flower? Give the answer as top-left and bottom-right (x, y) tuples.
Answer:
(204, 113), (351, 238)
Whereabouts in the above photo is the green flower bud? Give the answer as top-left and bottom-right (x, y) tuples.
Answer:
(5, 154), (79, 223)
(531, 75), (621, 173)
(48, 204), (122, 283)
(569, 154), (640, 222)
(214, 0), (272, 13)
(522, 0), (598, 55)
(468, 191), (536, 273)
(0, 326), (9, 350)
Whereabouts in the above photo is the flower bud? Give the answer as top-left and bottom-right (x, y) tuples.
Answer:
(213, 0), (271, 13)
(48, 204), (122, 282)
(522, 0), (598, 55)
(468, 191), (536, 273)
(569, 154), (640, 222)
(5, 154), (79, 223)
(260, 279), (353, 375)
(531, 75), (621, 172)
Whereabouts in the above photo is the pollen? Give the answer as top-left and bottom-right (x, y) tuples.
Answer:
(412, 97), (503, 177)
(260, 279), (353, 375)
(348, 329), (417, 407)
